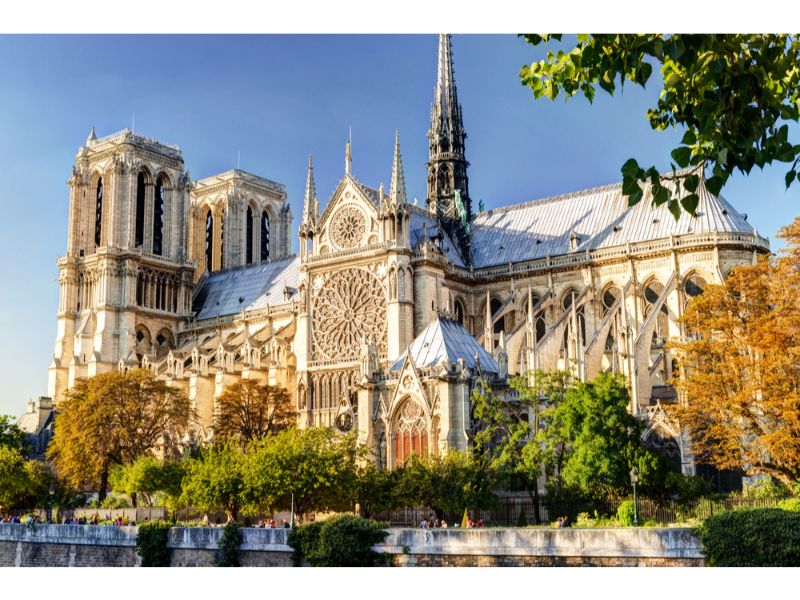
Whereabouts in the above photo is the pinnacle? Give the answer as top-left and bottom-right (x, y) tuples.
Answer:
(390, 130), (407, 205)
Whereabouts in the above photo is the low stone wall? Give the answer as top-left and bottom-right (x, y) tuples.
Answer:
(0, 524), (703, 567)
(379, 527), (704, 567)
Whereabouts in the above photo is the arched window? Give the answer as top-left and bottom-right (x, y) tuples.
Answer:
(152, 177), (165, 255)
(490, 298), (503, 334)
(454, 299), (465, 325)
(393, 399), (428, 468)
(94, 177), (103, 247)
(684, 274), (706, 298)
(219, 214), (225, 269)
(260, 211), (270, 261)
(602, 285), (621, 315)
(205, 211), (214, 272)
(246, 206), (254, 264)
(135, 173), (146, 248)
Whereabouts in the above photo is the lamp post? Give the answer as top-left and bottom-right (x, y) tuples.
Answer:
(629, 467), (639, 526)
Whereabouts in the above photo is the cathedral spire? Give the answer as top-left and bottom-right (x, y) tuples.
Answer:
(302, 155), (317, 228)
(389, 130), (407, 205)
(427, 34), (471, 260)
(345, 137), (352, 176)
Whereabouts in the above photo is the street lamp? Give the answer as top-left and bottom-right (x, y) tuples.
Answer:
(629, 467), (639, 526)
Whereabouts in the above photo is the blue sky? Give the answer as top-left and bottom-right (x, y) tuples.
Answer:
(0, 34), (797, 417)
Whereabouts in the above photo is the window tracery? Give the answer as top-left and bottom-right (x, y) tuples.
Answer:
(330, 205), (367, 250)
(312, 267), (387, 362)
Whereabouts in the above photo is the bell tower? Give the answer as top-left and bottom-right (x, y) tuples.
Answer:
(426, 34), (471, 258)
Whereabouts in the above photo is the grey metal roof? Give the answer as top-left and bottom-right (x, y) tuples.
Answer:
(410, 207), (467, 267)
(471, 177), (756, 268)
(391, 316), (498, 373)
(192, 256), (300, 320)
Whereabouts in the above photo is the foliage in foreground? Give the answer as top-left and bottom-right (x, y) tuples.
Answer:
(216, 522), (243, 567)
(136, 520), (171, 567)
(520, 34), (800, 218)
(672, 219), (800, 486)
(287, 515), (388, 567)
(698, 508), (800, 566)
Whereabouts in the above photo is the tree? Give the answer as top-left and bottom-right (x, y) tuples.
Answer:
(520, 35), (800, 218)
(110, 456), (186, 508)
(470, 371), (571, 523)
(0, 446), (52, 515)
(351, 463), (401, 519)
(671, 218), (800, 486)
(395, 451), (498, 520)
(180, 442), (248, 522)
(213, 380), (294, 442)
(245, 428), (360, 518)
(0, 415), (30, 455)
(551, 373), (670, 498)
(47, 369), (194, 500)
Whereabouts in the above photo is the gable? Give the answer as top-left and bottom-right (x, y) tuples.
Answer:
(316, 176), (382, 254)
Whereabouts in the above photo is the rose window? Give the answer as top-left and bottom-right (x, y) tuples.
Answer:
(312, 268), (387, 361)
(330, 206), (367, 250)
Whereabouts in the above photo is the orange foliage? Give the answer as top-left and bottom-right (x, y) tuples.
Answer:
(671, 217), (800, 485)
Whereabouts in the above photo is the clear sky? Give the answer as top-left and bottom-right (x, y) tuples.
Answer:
(0, 34), (797, 418)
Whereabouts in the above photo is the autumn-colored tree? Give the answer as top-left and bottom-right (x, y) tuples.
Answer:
(671, 217), (800, 485)
(47, 369), (194, 500)
(213, 380), (294, 442)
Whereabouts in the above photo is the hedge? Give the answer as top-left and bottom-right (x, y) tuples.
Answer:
(288, 515), (388, 567)
(136, 521), (171, 567)
(698, 508), (800, 566)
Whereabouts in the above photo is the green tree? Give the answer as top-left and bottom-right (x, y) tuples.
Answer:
(0, 415), (30, 455)
(395, 451), (497, 520)
(551, 373), (669, 497)
(245, 428), (360, 518)
(47, 369), (194, 500)
(0, 446), (52, 515)
(214, 380), (294, 442)
(180, 442), (248, 522)
(520, 35), (800, 217)
(352, 463), (401, 519)
(470, 371), (571, 523)
(110, 456), (186, 508)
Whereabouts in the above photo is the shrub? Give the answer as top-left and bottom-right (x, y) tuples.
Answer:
(616, 500), (636, 526)
(778, 498), (800, 513)
(216, 522), (243, 567)
(288, 515), (388, 567)
(516, 508), (528, 527)
(698, 508), (800, 566)
(742, 477), (789, 499)
(136, 520), (171, 567)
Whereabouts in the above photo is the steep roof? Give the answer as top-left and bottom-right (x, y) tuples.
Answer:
(192, 256), (300, 321)
(410, 207), (467, 267)
(471, 177), (757, 268)
(390, 316), (498, 373)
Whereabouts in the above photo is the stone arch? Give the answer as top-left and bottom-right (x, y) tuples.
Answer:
(135, 324), (152, 355)
(643, 420), (683, 473)
(154, 328), (175, 359)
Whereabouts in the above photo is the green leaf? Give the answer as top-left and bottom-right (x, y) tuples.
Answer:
(653, 185), (670, 206)
(680, 193), (700, 215)
(622, 177), (641, 195)
(717, 147), (728, 166)
(667, 199), (681, 221)
(786, 170), (797, 188)
(621, 158), (641, 178)
(671, 146), (692, 168)
(681, 130), (697, 145)
(684, 174), (700, 192)
(705, 175), (725, 196)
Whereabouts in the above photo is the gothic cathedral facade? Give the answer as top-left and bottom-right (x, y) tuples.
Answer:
(49, 35), (770, 474)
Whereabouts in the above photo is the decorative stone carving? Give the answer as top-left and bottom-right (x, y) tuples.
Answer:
(312, 267), (387, 361)
(330, 205), (366, 250)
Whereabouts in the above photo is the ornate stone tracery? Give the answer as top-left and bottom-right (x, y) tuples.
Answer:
(330, 205), (366, 250)
(312, 267), (387, 361)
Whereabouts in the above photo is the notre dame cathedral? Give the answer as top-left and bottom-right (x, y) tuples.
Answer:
(48, 35), (769, 475)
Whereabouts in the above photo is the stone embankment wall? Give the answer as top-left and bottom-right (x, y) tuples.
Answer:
(380, 527), (705, 567)
(0, 524), (703, 567)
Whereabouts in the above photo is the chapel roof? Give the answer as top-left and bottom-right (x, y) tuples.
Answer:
(390, 316), (498, 373)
